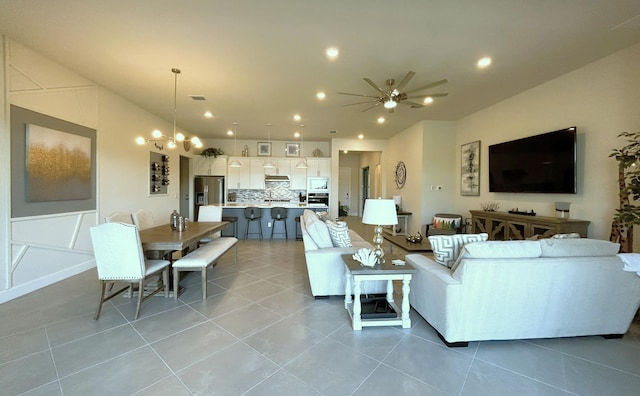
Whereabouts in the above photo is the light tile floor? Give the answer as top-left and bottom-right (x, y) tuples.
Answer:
(1, 220), (640, 395)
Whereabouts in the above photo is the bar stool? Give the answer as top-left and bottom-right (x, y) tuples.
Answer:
(270, 207), (288, 240)
(244, 207), (263, 240)
(295, 216), (303, 240)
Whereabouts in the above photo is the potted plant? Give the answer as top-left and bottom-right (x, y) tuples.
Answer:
(338, 202), (349, 217)
(200, 147), (224, 158)
(609, 131), (640, 252)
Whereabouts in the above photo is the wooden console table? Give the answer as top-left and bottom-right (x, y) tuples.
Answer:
(470, 210), (590, 240)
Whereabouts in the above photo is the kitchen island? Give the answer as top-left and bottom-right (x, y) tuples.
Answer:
(212, 203), (328, 240)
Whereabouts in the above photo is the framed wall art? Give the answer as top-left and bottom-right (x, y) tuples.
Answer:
(257, 142), (271, 157)
(461, 140), (480, 196)
(285, 142), (300, 157)
(11, 105), (97, 217)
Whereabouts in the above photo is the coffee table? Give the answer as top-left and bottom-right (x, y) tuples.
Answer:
(342, 254), (416, 330)
(383, 234), (432, 255)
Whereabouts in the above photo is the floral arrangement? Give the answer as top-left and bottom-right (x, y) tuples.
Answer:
(200, 147), (224, 158)
(481, 201), (500, 211)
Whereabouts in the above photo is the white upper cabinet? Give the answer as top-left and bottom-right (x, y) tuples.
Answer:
(306, 158), (331, 177)
(227, 158), (251, 189)
(194, 155), (227, 176)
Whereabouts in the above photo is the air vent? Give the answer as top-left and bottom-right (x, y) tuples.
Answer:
(330, 130), (337, 134)
(189, 95), (206, 101)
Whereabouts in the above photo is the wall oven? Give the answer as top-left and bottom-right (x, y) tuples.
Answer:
(307, 192), (329, 207)
(307, 177), (329, 193)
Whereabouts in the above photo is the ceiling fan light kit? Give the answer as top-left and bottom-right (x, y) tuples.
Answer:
(339, 71), (448, 114)
(136, 68), (203, 152)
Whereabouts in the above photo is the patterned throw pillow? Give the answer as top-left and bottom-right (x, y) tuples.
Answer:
(433, 216), (461, 231)
(325, 220), (352, 247)
(428, 233), (488, 268)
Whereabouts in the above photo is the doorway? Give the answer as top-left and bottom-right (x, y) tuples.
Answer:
(180, 156), (190, 218)
(339, 167), (352, 215)
(361, 166), (370, 214)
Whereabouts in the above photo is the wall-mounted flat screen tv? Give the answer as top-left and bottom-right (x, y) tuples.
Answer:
(488, 127), (577, 194)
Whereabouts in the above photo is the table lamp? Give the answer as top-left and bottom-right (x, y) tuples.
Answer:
(362, 198), (398, 264)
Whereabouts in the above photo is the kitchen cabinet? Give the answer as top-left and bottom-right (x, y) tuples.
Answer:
(249, 159), (266, 189)
(194, 155), (227, 176)
(227, 158), (251, 189)
(290, 164), (307, 189)
(306, 158), (331, 177)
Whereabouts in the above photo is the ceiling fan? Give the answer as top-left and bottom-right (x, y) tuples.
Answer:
(338, 71), (448, 113)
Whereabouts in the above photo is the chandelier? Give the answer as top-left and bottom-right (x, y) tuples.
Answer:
(296, 124), (308, 169)
(136, 68), (202, 151)
(263, 123), (275, 168)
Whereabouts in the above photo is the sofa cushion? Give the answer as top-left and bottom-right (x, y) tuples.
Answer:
(433, 216), (461, 231)
(305, 214), (333, 248)
(462, 240), (542, 259)
(326, 220), (352, 247)
(540, 238), (620, 257)
(428, 233), (488, 268)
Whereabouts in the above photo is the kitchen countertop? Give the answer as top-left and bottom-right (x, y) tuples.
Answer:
(214, 203), (328, 209)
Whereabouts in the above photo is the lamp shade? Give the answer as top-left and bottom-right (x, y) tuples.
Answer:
(362, 199), (398, 226)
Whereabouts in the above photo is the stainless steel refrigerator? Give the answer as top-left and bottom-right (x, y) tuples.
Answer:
(194, 176), (225, 220)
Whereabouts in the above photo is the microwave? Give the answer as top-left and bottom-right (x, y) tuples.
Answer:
(307, 177), (329, 192)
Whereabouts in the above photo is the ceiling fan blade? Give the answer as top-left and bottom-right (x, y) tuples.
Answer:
(395, 71), (416, 91)
(363, 78), (384, 93)
(404, 79), (449, 94)
(362, 102), (382, 112)
(406, 93), (449, 99)
(337, 92), (380, 99)
(341, 100), (379, 107)
(401, 100), (424, 107)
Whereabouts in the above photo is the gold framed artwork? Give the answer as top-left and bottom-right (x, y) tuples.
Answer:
(285, 142), (300, 157)
(461, 140), (480, 196)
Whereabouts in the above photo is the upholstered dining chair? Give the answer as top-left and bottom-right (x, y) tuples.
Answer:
(104, 211), (133, 224)
(426, 213), (464, 236)
(90, 222), (170, 320)
(132, 209), (156, 230)
(132, 208), (175, 260)
(197, 205), (223, 243)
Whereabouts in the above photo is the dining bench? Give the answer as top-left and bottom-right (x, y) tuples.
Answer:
(172, 236), (238, 300)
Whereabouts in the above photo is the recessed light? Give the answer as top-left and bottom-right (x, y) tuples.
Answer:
(343, 150), (348, 154)
(294, 132), (300, 138)
(227, 130), (234, 136)
(293, 114), (301, 121)
(377, 117), (385, 124)
(423, 97), (434, 104)
(477, 57), (492, 68)
(326, 47), (339, 59)
(204, 111), (213, 118)
(316, 91), (326, 100)
(358, 134), (364, 139)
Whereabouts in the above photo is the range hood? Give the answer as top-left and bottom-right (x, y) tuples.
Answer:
(265, 175), (290, 182)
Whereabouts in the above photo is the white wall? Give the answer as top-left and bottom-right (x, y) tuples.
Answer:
(1, 40), (200, 303)
(454, 43), (640, 244)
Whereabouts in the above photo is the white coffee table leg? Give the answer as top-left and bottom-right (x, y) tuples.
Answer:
(344, 266), (352, 309)
(401, 276), (412, 328)
(353, 277), (362, 330)
(386, 279), (394, 304)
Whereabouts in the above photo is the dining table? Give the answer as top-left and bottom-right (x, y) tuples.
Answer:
(138, 221), (229, 253)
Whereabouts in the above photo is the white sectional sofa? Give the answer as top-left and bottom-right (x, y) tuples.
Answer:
(406, 238), (640, 346)
(300, 210), (387, 298)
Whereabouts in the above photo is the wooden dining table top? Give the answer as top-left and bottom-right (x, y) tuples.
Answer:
(139, 221), (228, 251)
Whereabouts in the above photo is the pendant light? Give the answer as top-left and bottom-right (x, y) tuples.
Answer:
(136, 68), (202, 151)
(228, 122), (242, 168)
(263, 123), (275, 168)
(296, 124), (308, 169)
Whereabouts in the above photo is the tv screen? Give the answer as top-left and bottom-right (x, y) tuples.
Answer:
(488, 127), (576, 194)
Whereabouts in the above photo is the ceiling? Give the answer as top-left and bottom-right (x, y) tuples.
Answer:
(1, 1), (640, 143)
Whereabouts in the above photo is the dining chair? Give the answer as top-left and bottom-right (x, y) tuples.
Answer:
(197, 205), (223, 243)
(90, 222), (170, 320)
(104, 211), (133, 224)
(132, 209), (156, 230)
(132, 208), (176, 259)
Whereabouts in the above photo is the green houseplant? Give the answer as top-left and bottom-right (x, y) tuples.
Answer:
(200, 147), (224, 158)
(609, 131), (640, 252)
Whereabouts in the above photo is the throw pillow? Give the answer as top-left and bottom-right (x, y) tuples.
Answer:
(304, 214), (333, 248)
(433, 216), (461, 231)
(325, 220), (352, 247)
(316, 211), (331, 222)
(428, 233), (488, 268)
